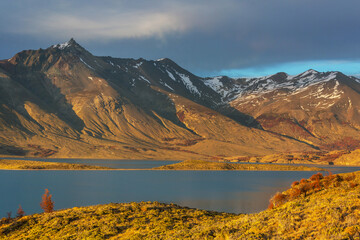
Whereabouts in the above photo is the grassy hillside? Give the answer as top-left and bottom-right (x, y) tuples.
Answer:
(1, 171), (359, 239)
(335, 149), (360, 165)
(0, 159), (110, 170)
(154, 160), (324, 171)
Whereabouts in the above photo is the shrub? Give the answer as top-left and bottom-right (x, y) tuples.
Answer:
(289, 188), (301, 199)
(16, 205), (25, 218)
(344, 173), (356, 182)
(349, 182), (358, 188)
(270, 192), (287, 208)
(268, 202), (274, 210)
(298, 182), (311, 197)
(310, 173), (323, 181)
(300, 179), (308, 184)
(291, 181), (299, 188)
(310, 179), (321, 190)
(40, 189), (54, 213)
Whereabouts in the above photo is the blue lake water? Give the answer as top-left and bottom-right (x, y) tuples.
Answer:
(0, 158), (359, 217)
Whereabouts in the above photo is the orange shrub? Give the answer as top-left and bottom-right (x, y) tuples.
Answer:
(310, 173), (323, 181)
(289, 188), (301, 199)
(40, 189), (54, 213)
(291, 181), (299, 188)
(349, 182), (358, 188)
(298, 182), (311, 197)
(270, 192), (287, 208)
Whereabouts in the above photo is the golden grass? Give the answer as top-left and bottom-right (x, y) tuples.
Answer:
(153, 159), (324, 171)
(0, 159), (110, 170)
(1, 171), (360, 239)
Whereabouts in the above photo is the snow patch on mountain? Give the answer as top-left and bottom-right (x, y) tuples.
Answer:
(52, 41), (71, 50)
(204, 77), (224, 92)
(79, 58), (95, 70)
(133, 62), (143, 69)
(166, 70), (176, 81)
(138, 75), (151, 84)
(173, 70), (200, 96)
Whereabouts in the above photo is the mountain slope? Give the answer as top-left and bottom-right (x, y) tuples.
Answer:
(0, 39), (316, 159)
(205, 70), (360, 150)
(2, 39), (360, 160)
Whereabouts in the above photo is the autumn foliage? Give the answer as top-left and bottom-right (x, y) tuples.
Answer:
(268, 171), (357, 210)
(40, 189), (54, 213)
(16, 205), (25, 218)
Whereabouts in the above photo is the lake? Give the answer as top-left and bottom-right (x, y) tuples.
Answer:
(0, 158), (359, 217)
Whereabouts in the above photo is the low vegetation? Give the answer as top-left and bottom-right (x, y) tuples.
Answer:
(0, 159), (110, 170)
(245, 150), (349, 165)
(1, 171), (360, 239)
(334, 149), (360, 165)
(153, 160), (324, 171)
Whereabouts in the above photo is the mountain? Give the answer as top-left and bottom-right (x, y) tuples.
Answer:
(204, 70), (360, 150)
(0, 39), (359, 160)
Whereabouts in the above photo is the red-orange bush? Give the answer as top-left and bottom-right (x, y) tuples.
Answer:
(291, 181), (299, 188)
(310, 172), (323, 181)
(298, 182), (311, 197)
(289, 188), (301, 199)
(40, 189), (54, 213)
(310, 179), (321, 190)
(270, 192), (287, 208)
(349, 182), (358, 188)
(300, 178), (308, 184)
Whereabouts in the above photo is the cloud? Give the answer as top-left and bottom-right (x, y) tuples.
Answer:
(1, 0), (360, 73)
(2, 0), (236, 40)
(19, 12), (186, 40)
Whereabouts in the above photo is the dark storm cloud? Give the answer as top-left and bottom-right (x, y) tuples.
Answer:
(0, 0), (359, 76)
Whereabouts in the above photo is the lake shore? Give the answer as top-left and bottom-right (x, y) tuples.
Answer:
(0, 159), (111, 170)
(1, 171), (359, 239)
(0, 159), (325, 171)
(153, 160), (325, 171)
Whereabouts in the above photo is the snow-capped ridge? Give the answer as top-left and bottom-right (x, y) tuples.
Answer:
(52, 38), (78, 50)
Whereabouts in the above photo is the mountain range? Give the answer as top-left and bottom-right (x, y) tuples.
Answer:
(0, 39), (359, 160)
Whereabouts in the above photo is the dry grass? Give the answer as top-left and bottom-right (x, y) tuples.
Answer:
(153, 160), (324, 171)
(0, 159), (110, 170)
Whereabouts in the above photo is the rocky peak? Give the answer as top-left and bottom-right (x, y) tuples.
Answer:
(52, 38), (78, 50)
(50, 38), (90, 57)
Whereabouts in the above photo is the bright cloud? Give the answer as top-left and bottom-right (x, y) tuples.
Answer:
(2, 0), (236, 40)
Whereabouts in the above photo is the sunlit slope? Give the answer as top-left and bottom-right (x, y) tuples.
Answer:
(0, 39), (315, 159)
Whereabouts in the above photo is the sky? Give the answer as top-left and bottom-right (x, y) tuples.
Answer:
(0, 0), (360, 78)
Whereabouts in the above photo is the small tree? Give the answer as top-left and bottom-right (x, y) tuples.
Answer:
(6, 212), (11, 221)
(40, 189), (54, 213)
(16, 205), (25, 218)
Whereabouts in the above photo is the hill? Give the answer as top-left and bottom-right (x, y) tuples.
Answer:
(0, 171), (359, 239)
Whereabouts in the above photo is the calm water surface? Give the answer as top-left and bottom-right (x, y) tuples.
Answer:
(0, 158), (359, 217)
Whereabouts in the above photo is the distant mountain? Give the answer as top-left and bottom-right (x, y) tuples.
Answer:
(0, 39), (359, 159)
(204, 70), (360, 150)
